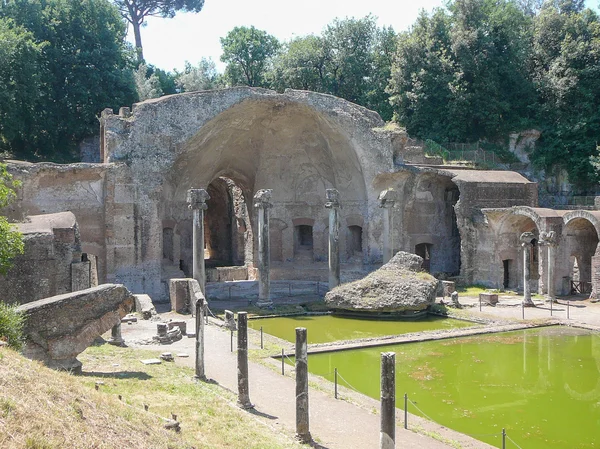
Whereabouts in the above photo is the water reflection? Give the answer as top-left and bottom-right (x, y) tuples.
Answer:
(308, 327), (600, 449)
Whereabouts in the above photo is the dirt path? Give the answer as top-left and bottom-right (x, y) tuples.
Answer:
(121, 316), (493, 449)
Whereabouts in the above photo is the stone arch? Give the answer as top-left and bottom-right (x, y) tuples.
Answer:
(100, 88), (394, 296)
(561, 212), (600, 295)
(496, 209), (540, 291)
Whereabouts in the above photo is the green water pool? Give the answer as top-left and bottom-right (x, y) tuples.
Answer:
(306, 326), (600, 449)
(248, 314), (475, 344)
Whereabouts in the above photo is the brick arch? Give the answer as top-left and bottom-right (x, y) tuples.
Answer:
(563, 210), (600, 240)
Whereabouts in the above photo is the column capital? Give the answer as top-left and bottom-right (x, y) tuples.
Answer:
(520, 231), (535, 248)
(539, 230), (558, 247)
(324, 188), (341, 209)
(253, 189), (273, 209)
(378, 188), (397, 208)
(187, 188), (210, 210)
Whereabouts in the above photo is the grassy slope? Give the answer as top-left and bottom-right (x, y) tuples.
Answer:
(0, 344), (303, 449)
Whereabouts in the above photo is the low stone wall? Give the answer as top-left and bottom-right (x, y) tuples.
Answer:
(16, 284), (134, 372)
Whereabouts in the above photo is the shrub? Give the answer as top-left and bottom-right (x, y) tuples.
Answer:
(0, 302), (25, 350)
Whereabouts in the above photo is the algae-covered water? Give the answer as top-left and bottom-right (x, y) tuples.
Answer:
(307, 326), (600, 449)
(248, 314), (474, 344)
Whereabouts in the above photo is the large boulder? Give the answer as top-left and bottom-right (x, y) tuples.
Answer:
(16, 284), (135, 372)
(325, 252), (438, 316)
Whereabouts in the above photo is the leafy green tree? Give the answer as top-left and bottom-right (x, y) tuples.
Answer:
(0, 302), (25, 349)
(0, 0), (138, 161)
(0, 163), (24, 276)
(220, 26), (280, 87)
(134, 63), (163, 100)
(112, 0), (205, 61)
(530, 1), (600, 187)
(0, 18), (43, 156)
(389, 0), (535, 142)
(271, 35), (327, 92)
(176, 58), (221, 92)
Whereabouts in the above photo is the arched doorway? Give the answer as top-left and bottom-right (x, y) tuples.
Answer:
(497, 213), (540, 291)
(563, 217), (599, 295)
(204, 176), (252, 268)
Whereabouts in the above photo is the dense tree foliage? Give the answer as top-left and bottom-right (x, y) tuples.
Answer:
(176, 59), (222, 92)
(112, 0), (204, 61)
(0, 163), (24, 276)
(220, 26), (280, 87)
(0, 0), (137, 161)
(388, 0), (600, 188)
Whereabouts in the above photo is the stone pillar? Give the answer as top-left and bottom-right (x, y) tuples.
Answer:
(325, 189), (341, 289)
(295, 327), (312, 443)
(195, 295), (206, 381)
(237, 312), (253, 409)
(187, 189), (210, 296)
(520, 232), (535, 307)
(378, 189), (397, 264)
(254, 189), (273, 307)
(108, 323), (124, 346)
(380, 352), (396, 449)
(540, 231), (558, 302)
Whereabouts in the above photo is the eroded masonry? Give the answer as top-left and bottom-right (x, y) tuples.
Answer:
(2, 87), (599, 304)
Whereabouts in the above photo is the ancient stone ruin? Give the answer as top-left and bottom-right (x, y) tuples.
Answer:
(0, 87), (599, 312)
(324, 251), (438, 317)
(16, 284), (134, 372)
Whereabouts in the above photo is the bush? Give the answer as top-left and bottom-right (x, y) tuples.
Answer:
(0, 302), (25, 350)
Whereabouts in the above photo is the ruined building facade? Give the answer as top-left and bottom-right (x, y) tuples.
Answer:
(1, 88), (597, 303)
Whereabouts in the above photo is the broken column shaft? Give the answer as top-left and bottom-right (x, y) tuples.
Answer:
(379, 189), (397, 264)
(520, 231), (535, 307)
(237, 312), (253, 409)
(254, 189), (273, 307)
(295, 327), (312, 443)
(325, 189), (341, 290)
(187, 188), (210, 296)
(108, 323), (124, 346)
(380, 352), (396, 449)
(195, 295), (206, 381)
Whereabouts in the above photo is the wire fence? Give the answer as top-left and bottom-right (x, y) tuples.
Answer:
(325, 365), (526, 449)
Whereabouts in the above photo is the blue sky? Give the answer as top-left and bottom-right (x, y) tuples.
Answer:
(131, 0), (600, 73)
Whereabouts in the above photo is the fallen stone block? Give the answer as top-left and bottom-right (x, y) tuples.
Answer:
(141, 358), (162, 365)
(134, 294), (156, 319)
(479, 292), (499, 306)
(121, 314), (137, 323)
(169, 278), (205, 314)
(168, 320), (187, 335)
(16, 284), (135, 373)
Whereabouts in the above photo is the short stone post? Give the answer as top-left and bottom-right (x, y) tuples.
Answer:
(254, 189), (273, 307)
(108, 323), (124, 346)
(237, 312), (253, 409)
(295, 327), (312, 443)
(540, 231), (558, 302)
(325, 189), (341, 289)
(380, 352), (396, 449)
(379, 189), (397, 264)
(187, 189), (210, 296)
(520, 232), (535, 307)
(195, 295), (206, 381)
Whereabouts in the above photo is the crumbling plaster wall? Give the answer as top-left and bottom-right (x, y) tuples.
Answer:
(100, 87), (396, 294)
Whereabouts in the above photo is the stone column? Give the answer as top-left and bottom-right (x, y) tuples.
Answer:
(380, 352), (396, 449)
(325, 189), (341, 289)
(379, 189), (397, 264)
(237, 312), (253, 409)
(254, 189), (273, 307)
(540, 231), (558, 302)
(295, 327), (312, 444)
(187, 189), (210, 296)
(520, 232), (535, 307)
(195, 295), (206, 381)
(108, 323), (124, 346)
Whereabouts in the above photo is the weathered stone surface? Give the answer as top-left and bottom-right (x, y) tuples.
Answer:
(479, 292), (499, 305)
(134, 294), (156, 319)
(169, 278), (203, 314)
(324, 252), (438, 314)
(0, 212), (91, 305)
(16, 284), (134, 372)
